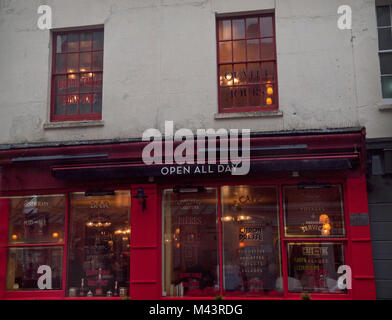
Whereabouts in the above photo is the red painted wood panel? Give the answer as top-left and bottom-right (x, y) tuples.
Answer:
(346, 176), (376, 300)
(130, 184), (159, 300)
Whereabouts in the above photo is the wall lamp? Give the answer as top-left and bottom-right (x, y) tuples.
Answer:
(134, 187), (148, 211)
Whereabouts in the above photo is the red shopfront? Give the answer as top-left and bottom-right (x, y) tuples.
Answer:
(0, 129), (376, 300)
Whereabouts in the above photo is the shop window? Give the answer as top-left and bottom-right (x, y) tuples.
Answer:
(162, 188), (219, 297)
(162, 183), (348, 298)
(67, 191), (130, 297)
(376, 4), (392, 102)
(51, 29), (104, 122)
(7, 247), (63, 291)
(283, 184), (345, 238)
(3, 195), (65, 291)
(221, 186), (282, 297)
(283, 184), (347, 294)
(217, 14), (278, 113)
(286, 243), (345, 293)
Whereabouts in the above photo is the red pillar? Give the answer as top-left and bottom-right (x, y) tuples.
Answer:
(130, 184), (160, 300)
(346, 176), (376, 300)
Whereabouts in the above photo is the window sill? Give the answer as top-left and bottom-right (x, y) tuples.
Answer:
(43, 120), (105, 130)
(378, 104), (392, 111)
(214, 110), (283, 120)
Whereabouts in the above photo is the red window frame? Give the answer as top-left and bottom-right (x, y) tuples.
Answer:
(50, 29), (104, 122)
(216, 13), (279, 113)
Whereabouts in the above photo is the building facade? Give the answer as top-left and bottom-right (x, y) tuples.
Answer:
(0, 0), (391, 299)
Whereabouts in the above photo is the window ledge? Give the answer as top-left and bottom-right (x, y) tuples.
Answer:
(43, 120), (105, 129)
(214, 110), (283, 120)
(378, 104), (392, 111)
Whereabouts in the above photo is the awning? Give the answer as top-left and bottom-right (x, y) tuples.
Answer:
(51, 154), (359, 180)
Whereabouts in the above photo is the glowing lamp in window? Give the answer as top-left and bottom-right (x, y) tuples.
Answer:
(52, 232), (59, 238)
(11, 234), (18, 240)
(266, 86), (274, 95)
(266, 97), (273, 105)
(319, 214), (330, 224)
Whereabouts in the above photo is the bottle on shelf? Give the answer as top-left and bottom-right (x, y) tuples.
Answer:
(113, 280), (119, 297)
(95, 268), (103, 296)
(79, 278), (86, 297)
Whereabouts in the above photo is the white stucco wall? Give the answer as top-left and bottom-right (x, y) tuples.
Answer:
(0, 0), (390, 144)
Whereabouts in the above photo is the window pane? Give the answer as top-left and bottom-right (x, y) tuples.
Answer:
(380, 52), (392, 75)
(68, 33), (79, 52)
(218, 20), (231, 41)
(7, 247), (63, 291)
(287, 243), (345, 294)
(55, 54), (66, 73)
(55, 75), (67, 95)
(93, 73), (103, 92)
(261, 62), (275, 82)
(246, 18), (259, 38)
(93, 92), (102, 113)
(233, 86), (247, 107)
(66, 95), (79, 114)
(6, 195), (65, 244)
(221, 186), (282, 297)
(378, 28), (392, 50)
(55, 96), (66, 115)
(234, 64), (247, 85)
(382, 76), (392, 99)
(80, 32), (92, 51)
(232, 19), (245, 39)
(56, 35), (67, 53)
(248, 85), (262, 106)
(247, 39), (260, 60)
(219, 42), (232, 63)
(260, 38), (274, 60)
(248, 63), (261, 83)
(67, 74), (79, 94)
(93, 31), (104, 50)
(80, 52), (92, 72)
(219, 65), (233, 87)
(68, 191), (130, 297)
(163, 188), (219, 297)
(377, 6), (391, 27)
(67, 53), (78, 73)
(220, 87), (234, 109)
(93, 52), (104, 70)
(80, 73), (93, 92)
(260, 16), (274, 37)
(233, 40), (246, 62)
(80, 94), (92, 114)
(283, 184), (345, 238)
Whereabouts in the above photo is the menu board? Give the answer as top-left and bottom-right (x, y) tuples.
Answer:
(287, 243), (345, 293)
(283, 184), (345, 237)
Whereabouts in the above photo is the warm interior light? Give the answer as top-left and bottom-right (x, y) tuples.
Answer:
(239, 242), (245, 248)
(222, 216), (233, 222)
(267, 86), (274, 95)
(266, 97), (273, 105)
(176, 243), (180, 248)
(319, 214), (330, 224)
(225, 73), (233, 81)
(11, 234), (17, 240)
(52, 232), (59, 238)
